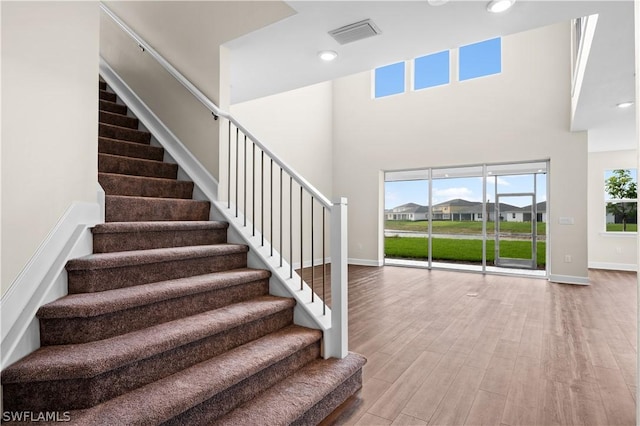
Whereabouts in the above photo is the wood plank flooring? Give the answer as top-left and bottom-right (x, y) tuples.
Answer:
(320, 266), (637, 425)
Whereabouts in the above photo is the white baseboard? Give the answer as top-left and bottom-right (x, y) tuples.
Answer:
(548, 274), (590, 285)
(348, 258), (384, 267)
(1, 202), (100, 368)
(588, 262), (638, 272)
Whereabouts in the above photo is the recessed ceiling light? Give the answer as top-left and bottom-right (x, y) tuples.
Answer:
(427, 0), (449, 6)
(617, 101), (634, 108)
(318, 50), (338, 62)
(487, 0), (515, 13)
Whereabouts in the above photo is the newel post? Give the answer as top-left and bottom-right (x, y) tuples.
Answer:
(326, 197), (348, 359)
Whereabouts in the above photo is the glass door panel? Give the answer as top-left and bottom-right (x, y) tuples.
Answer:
(495, 194), (536, 269)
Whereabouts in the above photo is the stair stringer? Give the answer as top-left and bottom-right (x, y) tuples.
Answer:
(99, 58), (332, 343)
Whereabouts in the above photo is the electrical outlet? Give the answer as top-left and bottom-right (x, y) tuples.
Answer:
(564, 255), (572, 263)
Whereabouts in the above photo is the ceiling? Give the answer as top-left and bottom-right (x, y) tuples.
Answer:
(225, 0), (636, 152)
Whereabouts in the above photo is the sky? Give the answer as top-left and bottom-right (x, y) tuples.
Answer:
(385, 174), (548, 209)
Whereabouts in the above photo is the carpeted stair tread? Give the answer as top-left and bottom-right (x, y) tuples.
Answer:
(66, 243), (246, 293)
(99, 99), (127, 115)
(99, 172), (193, 199)
(99, 122), (151, 144)
(99, 110), (139, 129)
(215, 352), (367, 426)
(38, 268), (271, 345)
(99, 89), (116, 102)
(98, 137), (164, 161)
(63, 326), (322, 426)
(39, 268), (270, 319)
(99, 153), (177, 179)
(93, 220), (228, 235)
(105, 195), (210, 222)
(92, 220), (228, 253)
(2, 296), (296, 383)
(66, 244), (247, 272)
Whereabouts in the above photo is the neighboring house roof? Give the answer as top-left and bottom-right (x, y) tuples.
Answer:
(386, 203), (429, 214)
(522, 201), (547, 212)
(433, 198), (478, 208)
(387, 199), (549, 216)
(388, 199), (545, 215)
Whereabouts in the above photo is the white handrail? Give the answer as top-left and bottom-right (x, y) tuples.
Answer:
(100, 2), (333, 209)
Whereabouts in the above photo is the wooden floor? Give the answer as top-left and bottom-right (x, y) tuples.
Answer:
(321, 266), (637, 426)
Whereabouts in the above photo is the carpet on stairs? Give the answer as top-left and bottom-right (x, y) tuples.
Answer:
(1, 77), (365, 425)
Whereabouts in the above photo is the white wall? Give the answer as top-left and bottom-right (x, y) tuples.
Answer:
(100, 1), (293, 180)
(1, 2), (100, 294)
(588, 149), (638, 271)
(231, 81), (334, 197)
(332, 22), (589, 281)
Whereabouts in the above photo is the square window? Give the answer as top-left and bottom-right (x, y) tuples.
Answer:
(459, 37), (501, 81)
(414, 50), (450, 90)
(604, 169), (638, 232)
(375, 62), (405, 98)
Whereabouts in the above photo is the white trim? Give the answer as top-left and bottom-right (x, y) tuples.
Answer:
(99, 58), (219, 201)
(571, 14), (599, 128)
(589, 262), (638, 272)
(548, 274), (590, 286)
(349, 258), (384, 267)
(1, 201), (100, 368)
(599, 232), (638, 238)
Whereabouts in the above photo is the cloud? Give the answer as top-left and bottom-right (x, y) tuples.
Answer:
(432, 187), (479, 204)
(479, 176), (510, 186)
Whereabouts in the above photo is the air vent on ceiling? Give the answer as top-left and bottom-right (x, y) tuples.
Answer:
(328, 19), (381, 45)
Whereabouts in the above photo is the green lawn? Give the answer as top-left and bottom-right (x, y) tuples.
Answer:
(385, 236), (546, 267)
(385, 220), (546, 235)
(605, 223), (638, 232)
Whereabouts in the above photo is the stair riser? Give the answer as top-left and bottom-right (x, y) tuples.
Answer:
(93, 227), (227, 253)
(99, 111), (139, 129)
(40, 279), (270, 345)
(99, 100), (127, 115)
(67, 252), (246, 293)
(99, 155), (178, 180)
(99, 81), (107, 91)
(99, 90), (117, 102)
(163, 342), (321, 426)
(291, 369), (363, 426)
(105, 198), (210, 222)
(99, 174), (193, 199)
(99, 124), (151, 144)
(99, 138), (164, 161)
(3, 309), (294, 412)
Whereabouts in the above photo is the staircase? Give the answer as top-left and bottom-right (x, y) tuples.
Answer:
(1, 81), (365, 425)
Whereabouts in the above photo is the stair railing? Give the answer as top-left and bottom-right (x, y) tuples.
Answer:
(100, 3), (348, 358)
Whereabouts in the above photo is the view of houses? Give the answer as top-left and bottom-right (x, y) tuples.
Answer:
(385, 199), (548, 223)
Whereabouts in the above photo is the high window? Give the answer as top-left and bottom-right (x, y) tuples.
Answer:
(459, 37), (502, 81)
(374, 62), (405, 98)
(413, 50), (450, 90)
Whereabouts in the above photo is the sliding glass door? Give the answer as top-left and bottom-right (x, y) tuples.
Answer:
(384, 160), (548, 276)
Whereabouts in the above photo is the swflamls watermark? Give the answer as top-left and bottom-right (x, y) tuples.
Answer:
(2, 411), (71, 422)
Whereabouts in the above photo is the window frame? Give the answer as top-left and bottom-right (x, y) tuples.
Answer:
(458, 37), (502, 82)
(604, 169), (638, 233)
(373, 61), (406, 99)
(413, 50), (450, 91)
